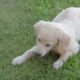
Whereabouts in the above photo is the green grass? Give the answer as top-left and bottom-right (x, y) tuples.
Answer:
(0, 0), (80, 80)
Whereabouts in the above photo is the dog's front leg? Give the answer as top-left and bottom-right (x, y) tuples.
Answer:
(12, 45), (37, 65)
(53, 43), (79, 69)
(53, 40), (80, 69)
(53, 52), (73, 69)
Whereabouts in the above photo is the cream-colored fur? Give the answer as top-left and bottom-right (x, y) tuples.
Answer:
(12, 7), (80, 69)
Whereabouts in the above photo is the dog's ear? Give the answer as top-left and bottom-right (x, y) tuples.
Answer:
(57, 33), (70, 55)
(34, 20), (45, 33)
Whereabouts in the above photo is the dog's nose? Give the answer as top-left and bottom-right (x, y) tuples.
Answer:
(34, 53), (41, 57)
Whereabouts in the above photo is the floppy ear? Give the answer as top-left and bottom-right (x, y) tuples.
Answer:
(57, 33), (70, 55)
(34, 20), (45, 33)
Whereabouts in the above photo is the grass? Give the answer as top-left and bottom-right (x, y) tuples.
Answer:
(0, 0), (80, 80)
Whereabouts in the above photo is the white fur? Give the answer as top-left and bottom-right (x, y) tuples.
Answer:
(12, 7), (80, 69)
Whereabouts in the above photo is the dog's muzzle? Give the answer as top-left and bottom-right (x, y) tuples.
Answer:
(34, 52), (41, 57)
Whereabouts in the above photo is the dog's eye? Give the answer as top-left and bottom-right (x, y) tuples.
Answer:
(38, 38), (41, 42)
(45, 44), (50, 47)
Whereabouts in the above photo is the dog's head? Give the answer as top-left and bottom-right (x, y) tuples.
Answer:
(33, 20), (71, 57)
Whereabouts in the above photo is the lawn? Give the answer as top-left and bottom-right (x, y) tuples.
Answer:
(0, 0), (80, 80)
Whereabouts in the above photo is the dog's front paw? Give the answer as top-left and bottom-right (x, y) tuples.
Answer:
(12, 56), (25, 65)
(53, 60), (63, 69)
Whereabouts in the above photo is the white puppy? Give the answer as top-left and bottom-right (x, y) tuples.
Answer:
(12, 7), (80, 69)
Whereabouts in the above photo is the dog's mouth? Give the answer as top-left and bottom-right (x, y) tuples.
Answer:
(33, 52), (41, 57)
(33, 52), (48, 57)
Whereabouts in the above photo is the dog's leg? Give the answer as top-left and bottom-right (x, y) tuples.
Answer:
(12, 45), (37, 65)
(53, 42), (79, 69)
(53, 52), (73, 69)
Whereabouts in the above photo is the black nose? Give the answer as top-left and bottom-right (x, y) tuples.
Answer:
(34, 53), (41, 57)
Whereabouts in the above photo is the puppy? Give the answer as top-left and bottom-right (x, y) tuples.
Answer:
(12, 7), (80, 69)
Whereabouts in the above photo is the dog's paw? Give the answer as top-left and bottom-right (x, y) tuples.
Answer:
(53, 60), (63, 69)
(12, 56), (25, 65)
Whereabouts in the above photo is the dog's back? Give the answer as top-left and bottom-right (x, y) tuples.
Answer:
(53, 7), (80, 41)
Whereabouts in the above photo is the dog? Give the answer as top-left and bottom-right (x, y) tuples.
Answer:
(12, 7), (80, 69)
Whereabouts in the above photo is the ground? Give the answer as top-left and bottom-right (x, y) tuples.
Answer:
(0, 0), (80, 80)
